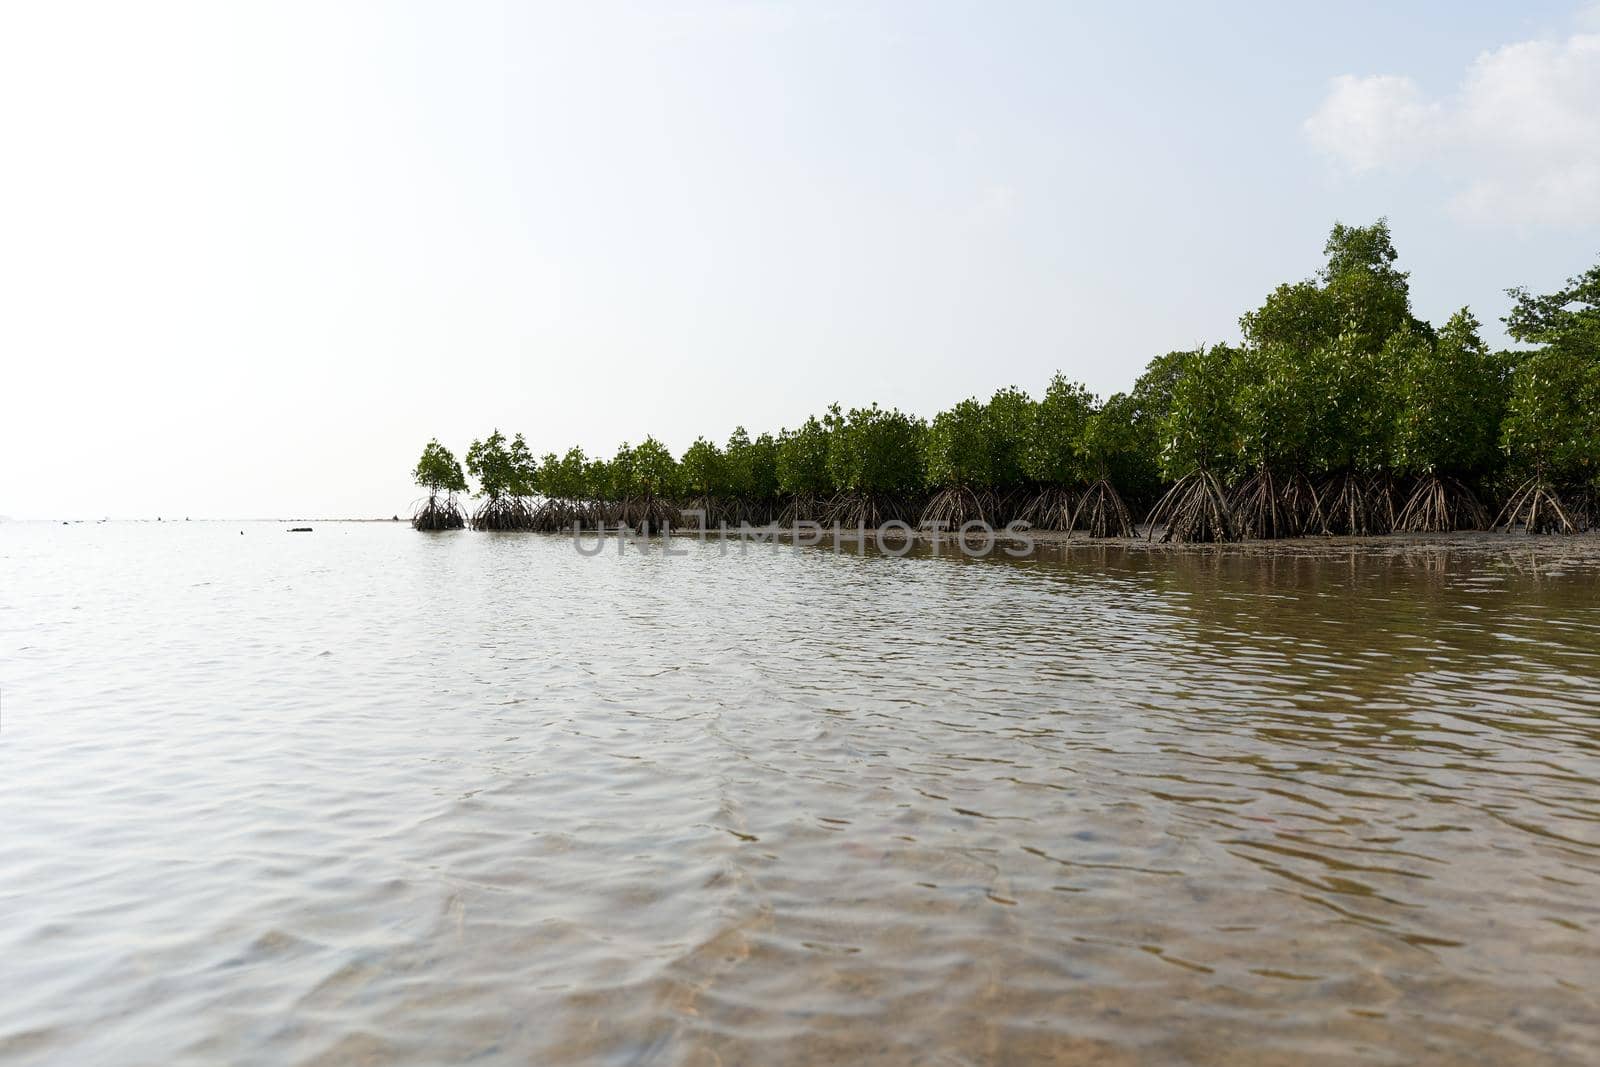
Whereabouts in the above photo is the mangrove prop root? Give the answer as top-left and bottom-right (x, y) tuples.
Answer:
(1494, 478), (1579, 535)
(1069, 479), (1135, 538)
(412, 495), (466, 530)
(821, 492), (919, 530)
(1229, 467), (1304, 540)
(991, 487), (1031, 526)
(920, 486), (997, 530)
(1282, 472), (1327, 535)
(1020, 486), (1079, 532)
(681, 494), (732, 529)
(726, 495), (779, 528)
(1147, 469), (1237, 543)
(1572, 486), (1599, 532)
(671, 495), (781, 530)
(1396, 474), (1489, 533)
(777, 492), (825, 527)
(1319, 471), (1395, 536)
(471, 496), (537, 531)
(742, 497), (779, 527)
(531, 497), (597, 532)
(614, 494), (683, 535)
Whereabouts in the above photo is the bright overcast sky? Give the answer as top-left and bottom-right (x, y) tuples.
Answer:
(4, 1), (1598, 519)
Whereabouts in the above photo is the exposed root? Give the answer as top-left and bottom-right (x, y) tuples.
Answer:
(822, 492), (918, 529)
(531, 497), (594, 531)
(1319, 471), (1395, 536)
(777, 492), (826, 526)
(614, 494), (682, 535)
(1568, 485), (1598, 532)
(990, 487), (1031, 526)
(673, 496), (781, 529)
(1147, 469), (1236, 543)
(681, 494), (732, 529)
(1494, 478), (1578, 535)
(471, 496), (535, 531)
(1019, 486), (1079, 532)
(1229, 467), (1304, 540)
(412, 495), (465, 530)
(1396, 474), (1489, 533)
(1372, 474), (1400, 531)
(1069, 479), (1134, 538)
(730, 496), (780, 528)
(920, 486), (996, 530)
(1282, 472), (1326, 535)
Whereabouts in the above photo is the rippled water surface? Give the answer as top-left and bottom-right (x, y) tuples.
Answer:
(3, 522), (1600, 1065)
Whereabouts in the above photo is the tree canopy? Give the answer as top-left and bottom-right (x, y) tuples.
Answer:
(416, 225), (1600, 536)
(825, 403), (926, 494)
(413, 439), (467, 496)
(776, 417), (832, 495)
(465, 430), (530, 501)
(924, 398), (992, 489)
(1024, 375), (1094, 487)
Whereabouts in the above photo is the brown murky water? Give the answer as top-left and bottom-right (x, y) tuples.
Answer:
(2, 523), (1598, 1065)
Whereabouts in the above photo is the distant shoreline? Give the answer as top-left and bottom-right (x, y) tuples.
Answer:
(7, 517), (409, 524)
(13, 518), (1600, 542)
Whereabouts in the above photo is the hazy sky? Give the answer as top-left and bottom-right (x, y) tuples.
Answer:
(4, 1), (1598, 519)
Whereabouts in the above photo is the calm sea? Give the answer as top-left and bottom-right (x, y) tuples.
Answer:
(2, 522), (1598, 1065)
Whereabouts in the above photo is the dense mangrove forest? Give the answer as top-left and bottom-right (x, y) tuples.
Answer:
(410, 222), (1600, 541)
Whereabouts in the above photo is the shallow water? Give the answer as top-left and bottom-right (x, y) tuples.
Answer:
(2, 522), (1599, 1065)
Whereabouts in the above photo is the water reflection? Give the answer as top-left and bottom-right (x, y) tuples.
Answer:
(1, 523), (1597, 1065)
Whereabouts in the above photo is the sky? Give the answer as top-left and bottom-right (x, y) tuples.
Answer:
(3, 1), (1598, 519)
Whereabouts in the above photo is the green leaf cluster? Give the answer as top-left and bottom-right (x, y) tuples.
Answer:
(413, 439), (467, 496)
(825, 403), (926, 494)
(414, 222), (1600, 515)
(465, 430), (536, 500)
(1023, 375), (1094, 486)
(775, 417), (832, 495)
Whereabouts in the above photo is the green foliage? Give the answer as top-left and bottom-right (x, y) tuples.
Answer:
(465, 429), (525, 501)
(722, 426), (754, 495)
(629, 436), (680, 497)
(1239, 279), (1338, 354)
(413, 232), (1600, 535)
(1499, 258), (1600, 485)
(722, 426), (779, 499)
(680, 437), (728, 497)
(1391, 309), (1503, 477)
(1231, 343), (1316, 473)
(413, 439), (467, 496)
(1130, 350), (1188, 429)
(1320, 219), (1400, 281)
(508, 433), (537, 496)
(1158, 345), (1239, 478)
(605, 442), (635, 500)
(581, 455), (611, 500)
(1239, 219), (1427, 473)
(1500, 338), (1600, 484)
(1024, 375), (1094, 486)
(1497, 262), (1600, 489)
(1085, 391), (1159, 499)
(1320, 218), (1425, 355)
(923, 398), (992, 489)
(538, 447), (589, 499)
(825, 403), (926, 494)
(776, 416), (832, 494)
(1505, 261), (1600, 346)
(1297, 332), (1401, 476)
(984, 386), (1036, 490)
(747, 431), (780, 499)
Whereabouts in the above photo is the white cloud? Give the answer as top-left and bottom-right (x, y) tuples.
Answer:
(1304, 74), (1440, 171)
(1305, 30), (1600, 224)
